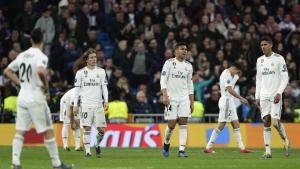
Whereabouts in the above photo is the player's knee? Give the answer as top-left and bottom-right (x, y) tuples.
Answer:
(15, 130), (26, 137)
(84, 126), (91, 131)
(271, 120), (279, 129)
(98, 127), (105, 135)
(263, 115), (271, 126)
(217, 126), (224, 131)
(264, 121), (271, 127)
(168, 125), (175, 130)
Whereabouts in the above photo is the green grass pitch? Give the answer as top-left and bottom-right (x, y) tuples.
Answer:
(0, 146), (299, 169)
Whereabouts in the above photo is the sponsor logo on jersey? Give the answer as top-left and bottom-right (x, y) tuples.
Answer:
(171, 71), (186, 79)
(262, 67), (275, 75)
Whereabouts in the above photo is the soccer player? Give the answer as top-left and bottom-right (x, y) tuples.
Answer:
(255, 36), (290, 158)
(203, 64), (253, 154)
(73, 48), (108, 158)
(160, 42), (194, 157)
(60, 88), (82, 151)
(4, 28), (72, 169)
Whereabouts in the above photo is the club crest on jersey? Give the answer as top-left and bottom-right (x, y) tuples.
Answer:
(84, 70), (88, 77)
(162, 71), (166, 76)
(261, 59), (264, 63)
(96, 74), (100, 78)
(172, 62), (176, 68)
(271, 62), (274, 66)
(227, 80), (231, 84)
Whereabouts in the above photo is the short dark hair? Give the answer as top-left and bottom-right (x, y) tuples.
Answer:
(175, 42), (187, 49)
(30, 28), (43, 44)
(82, 48), (96, 62)
(260, 36), (273, 45)
(231, 62), (242, 70)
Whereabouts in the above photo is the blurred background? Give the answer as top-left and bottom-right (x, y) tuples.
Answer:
(0, 0), (300, 125)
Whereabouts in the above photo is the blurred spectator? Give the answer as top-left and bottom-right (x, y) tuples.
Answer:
(75, 3), (89, 45)
(188, 101), (205, 123)
(14, 0), (39, 50)
(108, 94), (128, 124)
(132, 91), (153, 114)
(129, 41), (153, 88)
(34, 5), (55, 56)
(1, 0), (300, 123)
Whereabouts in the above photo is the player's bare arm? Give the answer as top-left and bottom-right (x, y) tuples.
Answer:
(3, 68), (21, 86)
(161, 88), (169, 106)
(255, 99), (260, 108)
(189, 94), (194, 113)
(226, 86), (249, 104)
(274, 94), (281, 104)
(37, 67), (49, 98)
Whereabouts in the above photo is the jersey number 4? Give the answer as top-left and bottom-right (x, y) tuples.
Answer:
(19, 63), (32, 83)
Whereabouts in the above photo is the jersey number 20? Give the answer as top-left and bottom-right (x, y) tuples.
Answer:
(19, 63), (32, 83)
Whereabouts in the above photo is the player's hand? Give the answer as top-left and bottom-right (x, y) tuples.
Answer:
(240, 97), (249, 105)
(104, 102), (109, 111)
(73, 106), (79, 116)
(190, 103), (194, 114)
(45, 92), (50, 102)
(255, 99), (260, 108)
(274, 93), (281, 104)
(162, 95), (169, 106)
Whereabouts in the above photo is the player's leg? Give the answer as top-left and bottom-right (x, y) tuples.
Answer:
(177, 117), (188, 157)
(260, 99), (272, 158)
(32, 103), (72, 168)
(271, 99), (290, 156)
(231, 121), (253, 153)
(162, 119), (176, 157)
(94, 107), (107, 158)
(12, 106), (32, 167)
(72, 119), (81, 151)
(204, 122), (226, 153)
(62, 122), (71, 151)
(44, 129), (72, 169)
(162, 102), (178, 157)
(80, 106), (93, 156)
(177, 100), (192, 157)
(204, 98), (227, 153)
(61, 103), (70, 151)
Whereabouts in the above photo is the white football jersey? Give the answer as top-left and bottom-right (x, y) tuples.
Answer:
(61, 88), (76, 107)
(220, 69), (239, 98)
(255, 52), (289, 100)
(8, 47), (48, 105)
(74, 66), (107, 107)
(160, 58), (194, 101)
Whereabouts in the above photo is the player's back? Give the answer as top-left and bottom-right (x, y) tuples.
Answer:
(219, 69), (238, 98)
(61, 88), (76, 106)
(10, 48), (48, 105)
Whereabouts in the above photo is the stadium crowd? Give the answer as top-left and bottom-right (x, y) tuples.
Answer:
(0, 0), (300, 123)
